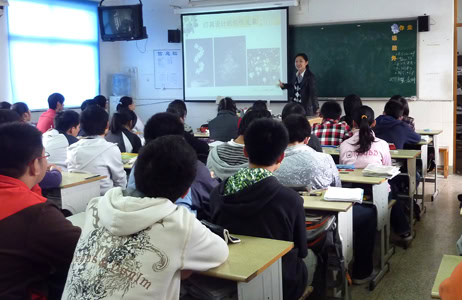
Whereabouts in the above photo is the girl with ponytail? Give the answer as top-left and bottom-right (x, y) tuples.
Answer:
(339, 105), (391, 167)
(117, 96), (144, 133)
(340, 105), (412, 246)
(105, 108), (142, 153)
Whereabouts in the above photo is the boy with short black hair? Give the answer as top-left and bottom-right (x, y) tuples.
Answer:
(127, 112), (218, 220)
(67, 105), (126, 195)
(312, 101), (353, 145)
(281, 102), (322, 152)
(275, 114), (340, 189)
(210, 118), (308, 300)
(374, 99), (421, 149)
(207, 109), (271, 180)
(42, 111), (80, 170)
(0, 123), (80, 299)
(62, 135), (228, 300)
(37, 92), (65, 133)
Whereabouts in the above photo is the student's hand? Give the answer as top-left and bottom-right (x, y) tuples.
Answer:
(47, 164), (62, 173)
(181, 270), (193, 280)
(278, 80), (284, 88)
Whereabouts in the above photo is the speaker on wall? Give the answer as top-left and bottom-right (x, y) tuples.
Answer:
(418, 15), (429, 32)
(168, 29), (181, 43)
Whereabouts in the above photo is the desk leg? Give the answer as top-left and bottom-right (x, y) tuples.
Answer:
(407, 157), (417, 235)
(417, 143), (428, 213)
(237, 258), (283, 300)
(432, 135), (439, 201)
(370, 182), (392, 290)
(61, 181), (100, 214)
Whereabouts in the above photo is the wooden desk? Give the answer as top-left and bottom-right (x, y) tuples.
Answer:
(67, 215), (293, 300)
(417, 129), (443, 202)
(121, 152), (137, 169)
(432, 255), (462, 298)
(336, 170), (392, 290)
(194, 131), (210, 138)
(61, 173), (106, 214)
(307, 116), (322, 126)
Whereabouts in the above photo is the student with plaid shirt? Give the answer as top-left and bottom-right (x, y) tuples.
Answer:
(312, 101), (353, 146)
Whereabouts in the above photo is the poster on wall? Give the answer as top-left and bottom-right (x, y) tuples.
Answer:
(154, 49), (182, 89)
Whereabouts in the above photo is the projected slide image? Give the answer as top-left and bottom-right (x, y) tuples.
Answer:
(247, 48), (281, 86)
(185, 38), (214, 88)
(214, 36), (247, 87)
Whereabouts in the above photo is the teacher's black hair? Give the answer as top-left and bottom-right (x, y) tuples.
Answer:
(295, 53), (309, 62)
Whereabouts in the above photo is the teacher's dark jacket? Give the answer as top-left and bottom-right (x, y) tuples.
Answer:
(282, 69), (319, 116)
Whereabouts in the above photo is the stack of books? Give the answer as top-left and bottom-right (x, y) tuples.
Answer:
(362, 163), (400, 179)
(324, 186), (364, 203)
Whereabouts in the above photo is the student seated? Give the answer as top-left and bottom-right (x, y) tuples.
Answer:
(105, 109), (142, 153)
(11, 102), (31, 123)
(0, 123), (81, 299)
(373, 99), (421, 149)
(281, 102), (322, 152)
(340, 94), (362, 128)
(67, 105), (127, 195)
(0, 101), (11, 109)
(251, 100), (268, 111)
(167, 103), (209, 164)
(127, 112), (218, 219)
(312, 101), (353, 146)
(117, 96), (144, 133)
(167, 99), (192, 134)
(37, 93), (65, 133)
(210, 118), (308, 300)
(439, 261), (462, 300)
(62, 135), (229, 299)
(42, 110), (80, 170)
(93, 95), (108, 110)
(340, 105), (412, 241)
(208, 97), (239, 142)
(274, 114), (340, 189)
(0, 109), (20, 123)
(391, 95), (415, 130)
(207, 109), (270, 181)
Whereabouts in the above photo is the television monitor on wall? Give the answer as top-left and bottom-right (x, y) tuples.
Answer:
(98, 4), (147, 41)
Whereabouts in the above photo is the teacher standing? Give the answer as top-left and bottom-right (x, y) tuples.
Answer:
(279, 53), (319, 116)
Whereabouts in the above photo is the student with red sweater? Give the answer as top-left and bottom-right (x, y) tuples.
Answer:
(37, 93), (65, 133)
(0, 123), (81, 299)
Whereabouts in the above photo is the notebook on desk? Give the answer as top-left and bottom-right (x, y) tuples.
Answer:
(362, 163), (400, 179)
(324, 186), (363, 203)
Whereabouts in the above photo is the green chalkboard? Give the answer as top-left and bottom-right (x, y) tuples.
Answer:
(288, 20), (417, 98)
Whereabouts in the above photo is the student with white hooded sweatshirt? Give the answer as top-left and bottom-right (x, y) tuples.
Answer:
(67, 105), (126, 195)
(62, 135), (229, 300)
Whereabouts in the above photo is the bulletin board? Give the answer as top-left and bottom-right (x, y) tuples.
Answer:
(154, 49), (183, 89)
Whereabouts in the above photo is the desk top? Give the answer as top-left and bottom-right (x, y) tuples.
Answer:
(322, 147), (421, 159)
(417, 137), (433, 145)
(121, 152), (138, 169)
(202, 235), (293, 283)
(339, 169), (387, 185)
(302, 194), (353, 212)
(432, 255), (462, 298)
(194, 132), (210, 138)
(60, 173), (106, 189)
(416, 129), (443, 136)
(389, 149), (421, 159)
(307, 116), (322, 126)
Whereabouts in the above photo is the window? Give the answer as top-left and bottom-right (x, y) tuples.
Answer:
(8, 0), (99, 110)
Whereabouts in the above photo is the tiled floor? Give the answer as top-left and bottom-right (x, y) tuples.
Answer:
(351, 174), (462, 300)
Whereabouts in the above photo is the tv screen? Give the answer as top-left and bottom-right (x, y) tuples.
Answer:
(98, 4), (147, 41)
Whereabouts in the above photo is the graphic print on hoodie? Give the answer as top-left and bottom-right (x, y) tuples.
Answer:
(67, 136), (127, 195)
(62, 188), (229, 300)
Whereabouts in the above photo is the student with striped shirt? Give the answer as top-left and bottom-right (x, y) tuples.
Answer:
(206, 110), (271, 181)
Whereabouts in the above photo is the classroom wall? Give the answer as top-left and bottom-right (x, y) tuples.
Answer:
(0, 11), (12, 102)
(110, 0), (455, 165)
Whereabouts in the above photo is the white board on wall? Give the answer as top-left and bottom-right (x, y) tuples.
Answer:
(154, 49), (182, 89)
